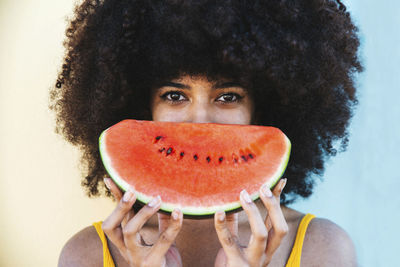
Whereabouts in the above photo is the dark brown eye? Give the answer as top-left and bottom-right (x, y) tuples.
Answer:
(216, 93), (243, 103)
(169, 92), (181, 101)
(161, 91), (186, 102)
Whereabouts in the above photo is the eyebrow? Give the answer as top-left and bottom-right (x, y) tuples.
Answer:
(162, 81), (245, 90)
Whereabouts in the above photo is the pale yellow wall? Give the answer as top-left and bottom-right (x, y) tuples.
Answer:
(0, 1), (115, 266)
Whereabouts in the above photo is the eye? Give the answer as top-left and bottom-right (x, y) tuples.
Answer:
(161, 91), (187, 102)
(216, 93), (243, 103)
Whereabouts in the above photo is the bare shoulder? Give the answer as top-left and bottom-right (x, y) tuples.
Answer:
(302, 217), (357, 267)
(58, 225), (103, 267)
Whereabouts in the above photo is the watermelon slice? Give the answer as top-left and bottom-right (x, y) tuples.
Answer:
(99, 119), (290, 217)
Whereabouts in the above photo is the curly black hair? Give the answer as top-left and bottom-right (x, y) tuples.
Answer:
(50, 0), (362, 204)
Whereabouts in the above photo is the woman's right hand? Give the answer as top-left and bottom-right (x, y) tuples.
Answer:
(102, 178), (183, 267)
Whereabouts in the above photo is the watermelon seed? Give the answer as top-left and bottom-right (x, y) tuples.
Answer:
(219, 157), (224, 163)
(193, 154), (198, 161)
(180, 152), (185, 157)
(206, 156), (211, 163)
(232, 153), (239, 163)
(159, 148), (165, 153)
(241, 155), (248, 162)
(248, 153), (254, 159)
(166, 147), (173, 155)
(154, 136), (163, 143)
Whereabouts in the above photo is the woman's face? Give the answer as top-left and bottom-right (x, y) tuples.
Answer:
(151, 75), (254, 124)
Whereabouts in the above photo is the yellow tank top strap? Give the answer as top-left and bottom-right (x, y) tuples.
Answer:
(93, 221), (116, 267)
(92, 214), (314, 267)
(285, 213), (316, 267)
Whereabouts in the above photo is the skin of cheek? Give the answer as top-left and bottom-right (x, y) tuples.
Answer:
(208, 107), (252, 125)
(152, 106), (187, 123)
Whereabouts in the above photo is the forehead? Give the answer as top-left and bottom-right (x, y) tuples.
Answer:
(163, 75), (247, 90)
(171, 75), (229, 84)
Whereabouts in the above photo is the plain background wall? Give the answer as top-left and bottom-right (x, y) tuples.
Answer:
(0, 0), (398, 266)
(289, 1), (400, 266)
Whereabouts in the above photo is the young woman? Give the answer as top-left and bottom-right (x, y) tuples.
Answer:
(51, 0), (362, 266)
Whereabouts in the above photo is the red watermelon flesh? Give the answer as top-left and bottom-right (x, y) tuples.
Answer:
(99, 119), (291, 217)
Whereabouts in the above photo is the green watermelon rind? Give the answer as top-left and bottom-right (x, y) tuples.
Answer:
(99, 127), (291, 217)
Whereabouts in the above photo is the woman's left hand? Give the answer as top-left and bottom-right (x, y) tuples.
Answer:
(214, 178), (288, 267)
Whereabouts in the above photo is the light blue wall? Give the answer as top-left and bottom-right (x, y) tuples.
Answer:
(289, 1), (400, 266)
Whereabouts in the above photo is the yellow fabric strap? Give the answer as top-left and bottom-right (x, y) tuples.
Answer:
(92, 214), (315, 267)
(285, 214), (316, 267)
(93, 221), (116, 267)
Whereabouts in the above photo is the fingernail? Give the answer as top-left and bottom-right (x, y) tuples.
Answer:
(172, 209), (180, 220)
(104, 178), (111, 190)
(240, 189), (253, 204)
(148, 195), (161, 207)
(123, 188), (135, 202)
(217, 210), (225, 222)
(261, 184), (273, 198)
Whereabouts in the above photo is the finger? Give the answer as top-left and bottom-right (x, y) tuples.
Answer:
(214, 248), (228, 267)
(264, 178), (286, 231)
(225, 213), (238, 237)
(265, 216), (273, 232)
(123, 196), (162, 250)
(122, 208), (136, 229)
(158, 212), (171, 234)
(259, 183), (288, 259)
(102, 187), (136, 251)
(104, 178), (134, 228)
(150, 209), (183, 262)
(157, 212), (176, 247)
(240, 190), (268, 262)
(104, 177), (124, 201)
(272, 178), (287, 201)
(214, 211), (243, 261)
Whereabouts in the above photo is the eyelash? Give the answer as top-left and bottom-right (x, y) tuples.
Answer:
(160, 91), (243, 104)
(160, 91), (186, 103)
(217, 93), (244, 104)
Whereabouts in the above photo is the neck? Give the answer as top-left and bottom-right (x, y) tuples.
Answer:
(175, 216), (222, 265)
